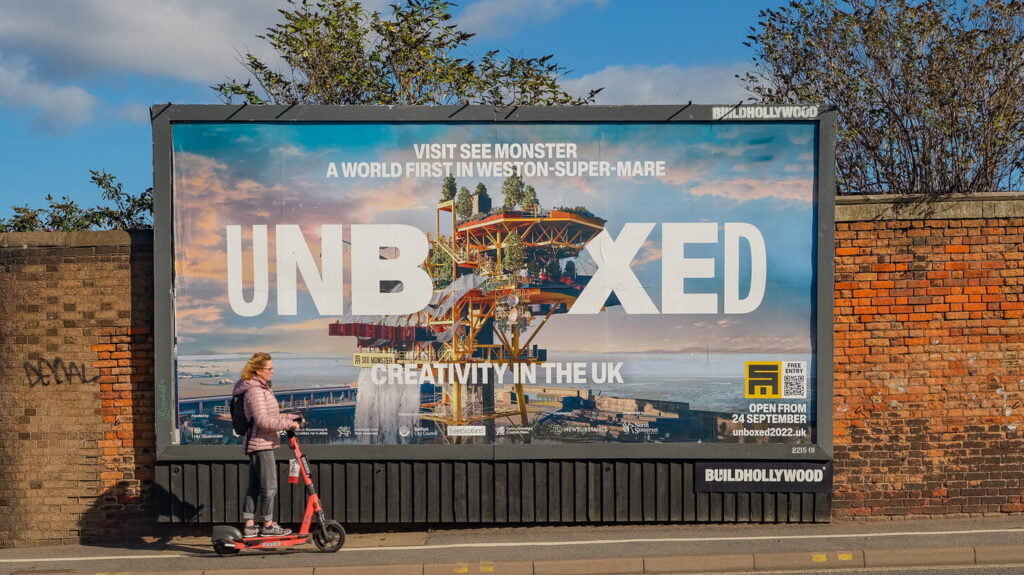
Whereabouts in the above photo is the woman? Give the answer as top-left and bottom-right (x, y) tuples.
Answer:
(233, 352), (300, 537)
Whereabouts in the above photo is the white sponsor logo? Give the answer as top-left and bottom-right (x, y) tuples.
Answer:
(704, 468), (824, 483)
(622, 422), (659, 435)
(447, 425), (487, 437)
(412, 425), (437, 437)
(711, 105), (819, 120)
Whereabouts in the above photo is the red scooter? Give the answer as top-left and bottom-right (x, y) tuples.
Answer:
(211, 429), (345, 555)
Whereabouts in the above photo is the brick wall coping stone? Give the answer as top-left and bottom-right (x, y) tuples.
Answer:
(0, 229), (152, 248)
(836, 191), (1024, 221)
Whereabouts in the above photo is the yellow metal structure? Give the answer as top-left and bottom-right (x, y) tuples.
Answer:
(416, 203), (606, 441)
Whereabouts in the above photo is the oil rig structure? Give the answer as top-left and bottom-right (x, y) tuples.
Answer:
(329, 179), (615, 442)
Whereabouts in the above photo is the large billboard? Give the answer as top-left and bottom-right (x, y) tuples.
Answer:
(156, 105), (833, 458)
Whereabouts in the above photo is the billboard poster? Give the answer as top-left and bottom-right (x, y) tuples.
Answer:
(169, 115), (823, 449)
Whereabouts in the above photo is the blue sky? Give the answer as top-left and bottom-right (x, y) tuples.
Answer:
(0, 0), (780, 215)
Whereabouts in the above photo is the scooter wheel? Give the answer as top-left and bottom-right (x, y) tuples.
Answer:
(213, 540), (241, 556)
(313, 520), (345, 553)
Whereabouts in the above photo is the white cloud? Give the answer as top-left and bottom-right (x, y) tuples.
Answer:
(0, 1), (287, 84)
(113, 103), (150, 124)
(0, 56), (96, 133)
(563, 63), (750, 105)
(0, 0), (409, 133)
(456, 0), (607, 38)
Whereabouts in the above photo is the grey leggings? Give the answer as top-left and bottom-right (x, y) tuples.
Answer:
(242, 450), (277, 523)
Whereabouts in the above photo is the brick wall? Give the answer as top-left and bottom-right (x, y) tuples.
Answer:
(0, 232), (154, 547)
(832, 195), (1024, 518)
(0, 195), (1022, 546)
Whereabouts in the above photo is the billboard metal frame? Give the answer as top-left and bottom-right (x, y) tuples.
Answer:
(152, 104), (835, 462)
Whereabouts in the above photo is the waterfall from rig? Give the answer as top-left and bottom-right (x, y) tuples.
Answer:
(353, 367), (421, 444)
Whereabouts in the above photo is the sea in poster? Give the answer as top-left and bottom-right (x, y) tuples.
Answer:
(170, 120), (821, 447)
(177, 352), (817, 445)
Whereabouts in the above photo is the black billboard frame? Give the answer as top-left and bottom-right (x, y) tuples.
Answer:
(152, 104), (836, 463)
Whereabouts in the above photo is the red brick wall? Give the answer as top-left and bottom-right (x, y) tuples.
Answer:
(91, 326), (156, 535)
(831, 211), (1024, 518)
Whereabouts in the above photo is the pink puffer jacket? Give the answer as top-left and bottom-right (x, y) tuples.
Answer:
(232, 376), (295, 454)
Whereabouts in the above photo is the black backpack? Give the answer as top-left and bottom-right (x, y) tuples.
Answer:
(230, 392), (252, 437)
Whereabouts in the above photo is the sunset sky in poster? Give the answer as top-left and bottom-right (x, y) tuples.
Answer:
(171, 122), (817, 356)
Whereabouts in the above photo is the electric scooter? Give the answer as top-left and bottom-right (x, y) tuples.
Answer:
(211, 428), (345, 555)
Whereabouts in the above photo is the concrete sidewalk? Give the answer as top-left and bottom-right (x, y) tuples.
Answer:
(1, 515), (1022, 574)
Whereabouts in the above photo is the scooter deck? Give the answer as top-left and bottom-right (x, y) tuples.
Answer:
(242, 533), (311, 540)
(237, 533), (312, 548)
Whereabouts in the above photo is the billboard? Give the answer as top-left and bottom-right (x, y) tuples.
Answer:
(156, 105), (833, 458)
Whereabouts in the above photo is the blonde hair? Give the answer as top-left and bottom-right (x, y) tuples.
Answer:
(241, 352), (272, 381)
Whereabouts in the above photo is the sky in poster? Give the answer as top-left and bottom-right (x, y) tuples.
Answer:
(171, 120), (816, 357)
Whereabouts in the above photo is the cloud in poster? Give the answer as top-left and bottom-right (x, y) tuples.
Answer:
(182, 318), (359, 356)
(634, 241), (662, 269)
(686, 177), (813, 203)
(175, 303), (224, 334)
(532, 312), (812, 355)
(173, 151), (440, 284)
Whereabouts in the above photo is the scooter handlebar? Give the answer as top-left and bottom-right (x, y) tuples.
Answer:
(286, 415), (303, 438)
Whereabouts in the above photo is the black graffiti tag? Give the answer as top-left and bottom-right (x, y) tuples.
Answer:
(24, 357), (100, 387)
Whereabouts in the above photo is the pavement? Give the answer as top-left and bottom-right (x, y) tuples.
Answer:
(1, 515), (1022, 575)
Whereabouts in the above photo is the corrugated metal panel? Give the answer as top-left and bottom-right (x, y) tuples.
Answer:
(156, 461), (831, 524)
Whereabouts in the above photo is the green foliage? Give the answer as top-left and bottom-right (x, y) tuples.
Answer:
(0, 205), (44, 232)
(0, 171), (153, 232)
(502, 230), (525, 273)
(0, 195), (100, 232)
(552, 205), (595, 218)
(521, 184), (539, 209)
(89, 170), (153, 230)
(429, 236), (454, 289)
(526, 258), (541, 277)
(441, 174), (457, 202)
(544, 258), (562, 280)
(455, 186), (473, 220)
(501, 168), (525, 210)
(214, 0), (599, 106)
(474, 182), (488, 197)
(744, 0), (1024, 197)
(563, 259), (576, 278)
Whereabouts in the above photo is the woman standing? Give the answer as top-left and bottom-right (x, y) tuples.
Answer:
(233, 352), (300, 537)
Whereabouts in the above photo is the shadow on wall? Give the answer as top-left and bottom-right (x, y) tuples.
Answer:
(79, 482), (208, 548)
(76, 230), (191, 546)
